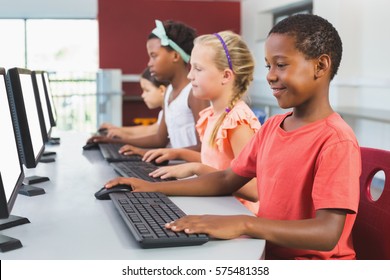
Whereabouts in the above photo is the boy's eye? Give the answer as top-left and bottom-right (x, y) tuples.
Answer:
(277, 63), (287, 68)
(265, 65), (271, 70)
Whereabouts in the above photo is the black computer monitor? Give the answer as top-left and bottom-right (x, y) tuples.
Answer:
(7, 68), (49, 194)
(32, 71), (52, 143)
(41, 71), (60, 145)
(0, 67), (30, 252)
(7, 68), (45, 169)
(32, 71), (58, 159)
(42, 71), (57, 128)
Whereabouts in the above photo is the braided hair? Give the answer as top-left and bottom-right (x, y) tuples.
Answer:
(194, 31), (255, 146)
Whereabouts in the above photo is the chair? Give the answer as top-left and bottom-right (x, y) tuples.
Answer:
(352, 147), (390, 259)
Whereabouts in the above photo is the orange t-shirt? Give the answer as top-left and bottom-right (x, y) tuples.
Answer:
(232, 112), (361, 259)
(196, 100), (261, 169)
(196, 101), (261, 213)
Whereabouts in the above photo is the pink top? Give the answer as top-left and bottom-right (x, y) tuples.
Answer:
(196, 100), (261, 170)
(232, 112), (361, 259)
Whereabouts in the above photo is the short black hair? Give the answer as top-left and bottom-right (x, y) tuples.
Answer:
(269, 14), (342, 80)
(148, 20), (197, 61)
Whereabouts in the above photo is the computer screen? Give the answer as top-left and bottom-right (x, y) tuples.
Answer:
(32, 71), (52, 142)
(7, 68), (45, 168)
(0, 67), (24, 219)
(42, 72), (57, 127)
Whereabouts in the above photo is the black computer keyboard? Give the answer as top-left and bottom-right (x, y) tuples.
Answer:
(98, 143), (142, 162)
(109, 192), (209, 248)
(110, 161), (175, 182)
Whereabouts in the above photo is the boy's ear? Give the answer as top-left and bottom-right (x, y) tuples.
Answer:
(314, 54), (331, 79)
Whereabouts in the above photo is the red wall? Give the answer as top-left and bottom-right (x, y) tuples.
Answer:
(98, 0), (240, 125)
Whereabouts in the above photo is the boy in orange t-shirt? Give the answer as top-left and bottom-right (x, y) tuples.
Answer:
(104, 14), (361, 259)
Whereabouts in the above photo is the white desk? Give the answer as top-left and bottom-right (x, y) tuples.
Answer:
(1, 131), (265, 260)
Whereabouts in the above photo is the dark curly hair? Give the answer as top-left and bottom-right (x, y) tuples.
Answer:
(148, 20), (197, 63)
(269, 14), (342, 80)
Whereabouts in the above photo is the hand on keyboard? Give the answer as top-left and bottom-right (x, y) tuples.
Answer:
(149, 163), (199, 179)
(119, 144), (147, 157)
(86, 135), (122, 144)
(142, 148), (179, 164)
(166, 214), (247, 240)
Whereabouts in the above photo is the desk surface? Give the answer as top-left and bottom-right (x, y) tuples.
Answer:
(1, 131), (265, 260)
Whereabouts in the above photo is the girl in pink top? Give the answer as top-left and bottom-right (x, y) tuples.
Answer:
(144, 31), (261, 208)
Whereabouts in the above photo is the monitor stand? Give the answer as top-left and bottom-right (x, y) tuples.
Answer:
(0, 234), (23, 252)
(47, 137), (60, 145)
(23, 175), (49, 185)
(0, 215), (30, 231)
(39, 157), (55, 163)
(18, 184), (45, 196)
(0, 215), (30, 252)
(18, 176), (50, 196)
(41, 149), (56, 163)
(43, 151), (56, 156)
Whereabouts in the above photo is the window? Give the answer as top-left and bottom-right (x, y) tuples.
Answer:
(26, 19), (98, 72)
(0, 20), (25, 69)
(0, 19), (99, 132)
(273, 2), (313, 25)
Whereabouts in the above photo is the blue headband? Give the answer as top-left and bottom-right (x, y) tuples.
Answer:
(152, 20), (191, 63)
(213, 33), (233, 71)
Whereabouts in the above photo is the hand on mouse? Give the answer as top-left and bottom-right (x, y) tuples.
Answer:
(104, 177), (156, 192)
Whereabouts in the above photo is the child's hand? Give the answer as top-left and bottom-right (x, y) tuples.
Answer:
(106, 128), (127, 139)
(142, 148), (179, 164)
(119, 145), (147, 156)
(100, 122), (116, 130)
(104, 177), (155, 192)
(86, 135), (115, 144)
(149, 163), (198, 179)
(166, 215), (248, 240)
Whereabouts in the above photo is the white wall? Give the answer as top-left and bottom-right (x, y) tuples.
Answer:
(0, 0), (97, 18)
(242, 0), (390, 150)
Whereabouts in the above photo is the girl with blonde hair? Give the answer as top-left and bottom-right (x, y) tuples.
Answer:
(135, 31), (261, 210)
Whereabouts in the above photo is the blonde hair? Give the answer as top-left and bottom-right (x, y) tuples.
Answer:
(194, 31), (255, 146)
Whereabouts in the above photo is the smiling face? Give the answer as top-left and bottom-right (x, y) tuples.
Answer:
(265, 34), (319, 110)
(187, 43), (225, 101)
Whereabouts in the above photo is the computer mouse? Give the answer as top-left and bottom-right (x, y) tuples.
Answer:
(83, 142), (99, 150)
(94, 184), (133, 200)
